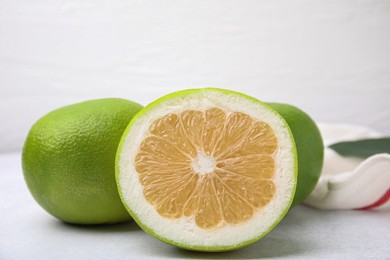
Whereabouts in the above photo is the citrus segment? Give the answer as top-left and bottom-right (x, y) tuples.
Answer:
(117, 88), (297, 251)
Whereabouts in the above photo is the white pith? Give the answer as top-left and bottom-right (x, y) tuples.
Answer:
(118, 89), (296, 248)
(192, 150), (216, 175)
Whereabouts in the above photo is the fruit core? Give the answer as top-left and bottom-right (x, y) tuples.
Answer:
(192, 150), (216, 175)
(134, 107), (278, 229)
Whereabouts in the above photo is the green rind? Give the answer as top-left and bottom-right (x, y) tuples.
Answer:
(22, 98), (143, 225)
(116, 88), (298, 252)
(267, 103), (324, 206)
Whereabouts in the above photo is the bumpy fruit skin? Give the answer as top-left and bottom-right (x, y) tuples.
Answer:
(267, 103), (324, 206)
(22, 98), (143, 224)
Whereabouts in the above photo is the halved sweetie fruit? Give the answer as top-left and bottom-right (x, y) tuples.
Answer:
(116, 88), (297, 251)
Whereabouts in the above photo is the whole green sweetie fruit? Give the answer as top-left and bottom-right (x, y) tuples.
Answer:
(22, 98), (143, 224)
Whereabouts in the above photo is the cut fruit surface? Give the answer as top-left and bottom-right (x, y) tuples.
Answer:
(135, 108), (278, 229)
(116, 88), (297, 251)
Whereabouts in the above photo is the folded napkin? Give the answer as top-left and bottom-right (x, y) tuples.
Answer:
(304, 123), (390, 210)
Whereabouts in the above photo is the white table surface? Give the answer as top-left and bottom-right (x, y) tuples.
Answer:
(1, 152), (389, 259)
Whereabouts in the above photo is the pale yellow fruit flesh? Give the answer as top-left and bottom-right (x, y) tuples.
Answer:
(134, 107), (277, 229)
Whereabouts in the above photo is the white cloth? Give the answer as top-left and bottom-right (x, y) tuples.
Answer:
(304, 123), (390, 210)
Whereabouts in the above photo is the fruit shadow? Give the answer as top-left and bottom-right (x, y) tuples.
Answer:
(54, 219), (141, 233)
(166, 236), (307, 259)
(161, 206), (316, 259)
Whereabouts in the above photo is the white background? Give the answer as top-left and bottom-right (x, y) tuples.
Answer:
(1, 0), (390, 153)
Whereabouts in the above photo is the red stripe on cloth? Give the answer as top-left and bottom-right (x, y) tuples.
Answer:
(356, 188), (390, 210)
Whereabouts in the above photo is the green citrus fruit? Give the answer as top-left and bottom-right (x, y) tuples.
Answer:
(116, 88), (297, 251)
(22, 98), (143, 224)
(267, 103), (324, 206)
